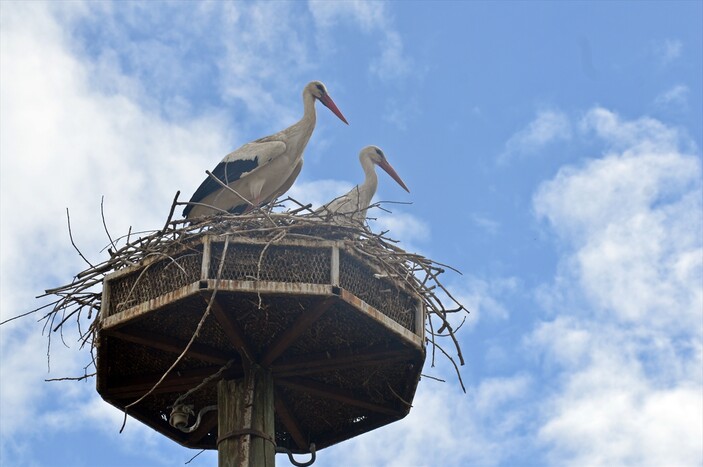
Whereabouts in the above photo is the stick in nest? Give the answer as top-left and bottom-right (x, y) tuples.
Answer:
(17, 192), (470, 409)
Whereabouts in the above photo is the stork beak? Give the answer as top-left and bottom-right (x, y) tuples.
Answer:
(319, 94), (349, 125)
(378, 160), (410, 193)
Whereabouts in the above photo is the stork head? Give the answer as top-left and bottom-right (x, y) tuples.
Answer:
(306, 81), (348, 125)
(361, 146), (410, 193)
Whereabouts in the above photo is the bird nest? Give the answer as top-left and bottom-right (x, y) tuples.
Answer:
(15, 195), (468, 444)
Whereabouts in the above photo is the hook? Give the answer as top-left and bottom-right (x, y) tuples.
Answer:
(276, 443), (316, 467)
(169, 404), (217, 433)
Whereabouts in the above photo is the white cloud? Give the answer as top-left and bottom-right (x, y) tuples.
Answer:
(308, 0), (385, 32)
(532, 318), (702, 467)
(382, 96), (419, 131)
(454, 276), (519, 327)
(370, 30), (411, 82)
(536, 108), (702, 332)
(218, 2), (317, 126)
(0, 3), (468, 467)
(370, 210), (430, 249)
(474, 374), (532, 414)
(470, 213), (500, 235)
(501, 109), (572, 163)
(319, 374), (532, 467)
(531, 107), (703, 465)
(308, 0), (412, 82)
(286, 179), (354, 211)
(0, 1), (227, 461)
(58, 2), (321, 128)
(654, 84), (689, 109)
(579, 106), (685, 154)
(307, 0), (416, 130)
(653, 38), (683, 66)
(42, 395), (184, 465)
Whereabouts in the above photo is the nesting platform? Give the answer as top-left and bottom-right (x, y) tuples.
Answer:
(96, 232), (426, 453)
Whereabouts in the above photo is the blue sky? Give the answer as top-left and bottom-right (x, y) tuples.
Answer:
(1, 1), (701, 466)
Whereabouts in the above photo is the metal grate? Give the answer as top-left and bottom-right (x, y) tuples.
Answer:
(210, 243), (331, 284)
(98, 234), (426, 452)
(339, 252), (416, 331)
(108, 248), (202, 316)
(105, 240), (418, 334)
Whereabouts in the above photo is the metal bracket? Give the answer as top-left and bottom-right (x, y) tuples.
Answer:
(169, 404), (217, 433)
(276, 443), (317, 467)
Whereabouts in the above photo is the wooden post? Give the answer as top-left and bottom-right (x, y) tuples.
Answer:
(330, 245), (340, 286)
(217, 366), (275, 467)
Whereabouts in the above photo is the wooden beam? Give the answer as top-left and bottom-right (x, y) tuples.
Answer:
(107, 328), (231, 365)
(260, 297), (336, 367)
(102, 365), (243, 399)
(272, 346), (416, 378)
(274, 388), (307, 451)
(277, 377), (402, 417)
(208, 295), (256, 363)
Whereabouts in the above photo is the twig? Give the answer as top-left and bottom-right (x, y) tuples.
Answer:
(185, 449), (206, 465)
(66, 208), (94, 269)
(420, 373), (446, 383)
(36, 196), (469, 412)
(171, 359), (236, 408)
(0, 299), (60, 326)
(387, 382), (412, 408)
(433, 341), (466, 393)
(45, 373), (96, 382)
(101, 196), (118, 256)
(160, 191), (180, 235)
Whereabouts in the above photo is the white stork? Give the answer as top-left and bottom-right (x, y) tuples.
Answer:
(316, 146), (409, 225)
(183, 81), (348, 219)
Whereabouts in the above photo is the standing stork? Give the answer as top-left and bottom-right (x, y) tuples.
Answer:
(183, 81), (348, 219)
(316, 146), (409, 225)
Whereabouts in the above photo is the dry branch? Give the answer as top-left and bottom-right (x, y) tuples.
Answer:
(8, 192), (469, 416)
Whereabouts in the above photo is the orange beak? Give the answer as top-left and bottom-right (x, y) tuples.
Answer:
(319, 94), (349, 125)
(378, 160), (410, 193)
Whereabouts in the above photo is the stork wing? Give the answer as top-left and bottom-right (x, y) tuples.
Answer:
(317, 186), (362, 215)
(269, 158), (303, 203)
(184, 140), (286, 216)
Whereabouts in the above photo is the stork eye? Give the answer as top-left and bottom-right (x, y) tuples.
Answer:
(375, 148), (383, 157)
(315, 84), (325, 93)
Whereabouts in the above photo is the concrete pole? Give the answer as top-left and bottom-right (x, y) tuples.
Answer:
(217, 366), (275, 467)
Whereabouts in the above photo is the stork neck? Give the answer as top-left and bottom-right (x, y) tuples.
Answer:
(299, 91), (317, 134)
(360, 156), (379, 193)
(302, 91), (317, 124)
(287, 91), (317, 151)
(280, 91), (317, 159)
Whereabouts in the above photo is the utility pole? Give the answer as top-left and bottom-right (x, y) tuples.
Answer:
(218, 366), (275, 467)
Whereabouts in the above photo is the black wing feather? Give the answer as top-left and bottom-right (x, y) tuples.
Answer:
(183, 157), (259, 216)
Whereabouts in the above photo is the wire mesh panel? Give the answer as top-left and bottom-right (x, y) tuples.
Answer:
(107, 246), (203, 316)
(338, 251), (416, 331)
(105, 239), (419, 334)
(209, 242), (332, 284)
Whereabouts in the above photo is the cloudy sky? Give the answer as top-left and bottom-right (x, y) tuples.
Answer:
(1, 1), (701, 466)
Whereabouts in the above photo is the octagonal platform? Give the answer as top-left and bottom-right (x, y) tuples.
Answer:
(96, 234), (426, 453)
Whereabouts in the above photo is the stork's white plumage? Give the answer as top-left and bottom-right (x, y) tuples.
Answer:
(316, 146), (409, 224)
(183, 81), (348, 219)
